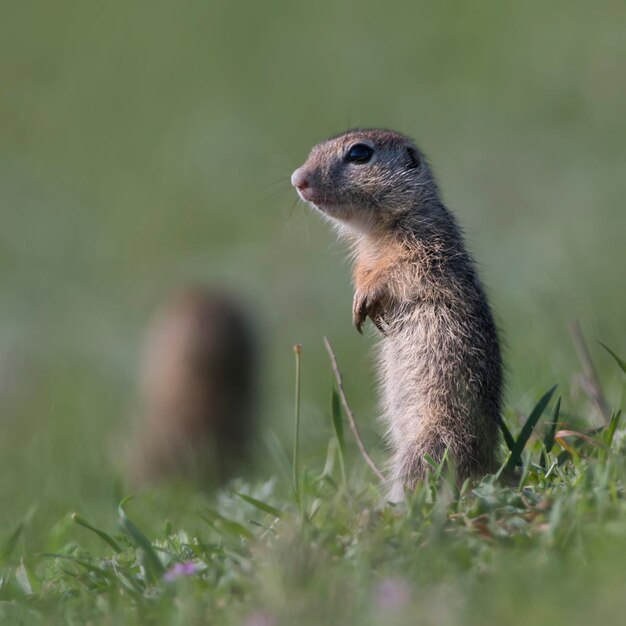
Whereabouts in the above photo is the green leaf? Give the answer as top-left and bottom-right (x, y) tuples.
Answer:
(600, 342), (626, 374)
(118, 498), (164, 582)
(71, 513), (122, 553)
(506, 385), (557, 471)
(234, 492), (282, 518)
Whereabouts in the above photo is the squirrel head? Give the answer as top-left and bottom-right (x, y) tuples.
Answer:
(291, 129), (440, 235)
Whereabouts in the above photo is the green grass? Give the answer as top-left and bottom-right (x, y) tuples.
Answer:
(1, 347), (625, 625)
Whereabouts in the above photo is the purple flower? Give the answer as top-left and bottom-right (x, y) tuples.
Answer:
(374, 577), (411, 611)
(163, 561), (201, 581)
(244, 611), (275, 626)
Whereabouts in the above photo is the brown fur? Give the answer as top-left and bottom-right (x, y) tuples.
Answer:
(291, 129), (503, 497)
(130, 288), (257, 486)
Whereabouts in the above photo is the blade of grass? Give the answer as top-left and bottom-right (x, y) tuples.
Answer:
(0, 523), (23, 564)
(423, 454), (439, 473)
(15, 559), (39, 596)
(555, 438), (578, 458)
(234, 492), (282, 519)
(323, 337), (386, 483)
(331, 386), (345, 455)
(331, 384), (348, 488)
(517, 452), (532, 489)
(505, 385), (557, 472)
(320, 437), (336, 479)
(292, 344), (302, 505)
(555, 429), (607, 450)
(118, 497), (164, 582)
(600, 342), (626, 375)
(111, 565), (144, 599)
(499, 418), (515, 451)
(494, 450), (512, 481)
(198, 509), (254, 540)
(71, 513), (122, 553)
(569, 321), (610, 423)
(430, 448), (451, 482)
(264, 429), (292, 481)
(15, 560), (34, 596)
(41, 553), (113, 579)
(543, 396), (561, 454)
(605, 410), (623, 448)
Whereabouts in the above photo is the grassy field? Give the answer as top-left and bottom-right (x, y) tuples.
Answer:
(1, 0), (625, 623)
(2, 363), (626, 625)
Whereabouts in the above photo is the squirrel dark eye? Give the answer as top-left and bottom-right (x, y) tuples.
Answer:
(344, 143), (374, 164)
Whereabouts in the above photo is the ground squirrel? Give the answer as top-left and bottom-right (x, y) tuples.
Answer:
(130, 287), (257, 486)
(291, 129), (503, 496)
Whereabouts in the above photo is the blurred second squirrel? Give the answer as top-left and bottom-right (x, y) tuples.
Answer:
(129, 287), (257, 487)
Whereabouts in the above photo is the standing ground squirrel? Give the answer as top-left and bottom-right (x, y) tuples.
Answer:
(291, 129), (503, 496)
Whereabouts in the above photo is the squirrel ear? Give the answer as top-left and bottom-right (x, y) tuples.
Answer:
(406, 146), (421, 169)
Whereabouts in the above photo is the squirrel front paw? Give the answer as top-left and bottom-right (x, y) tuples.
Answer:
(352, 288), (387, 335)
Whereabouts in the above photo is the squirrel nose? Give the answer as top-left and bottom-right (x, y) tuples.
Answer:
(291, 167), (310, 191)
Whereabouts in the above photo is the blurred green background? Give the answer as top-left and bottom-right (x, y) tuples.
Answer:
(1, 0), (624, 539)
